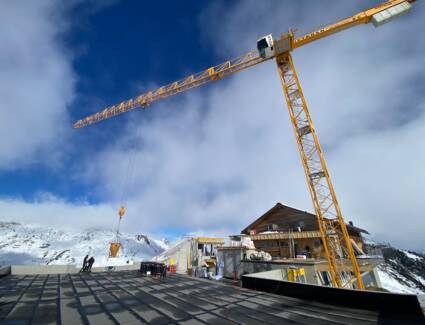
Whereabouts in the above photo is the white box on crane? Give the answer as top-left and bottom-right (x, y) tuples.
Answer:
(372, 1), (411, 27)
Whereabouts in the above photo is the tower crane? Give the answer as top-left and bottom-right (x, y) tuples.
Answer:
(74, 0), (415, 289)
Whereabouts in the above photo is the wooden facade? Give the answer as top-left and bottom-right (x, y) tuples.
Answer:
(242, 203), (368, 259)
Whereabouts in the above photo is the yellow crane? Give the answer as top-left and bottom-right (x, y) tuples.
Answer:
(74, 0), (415, 288)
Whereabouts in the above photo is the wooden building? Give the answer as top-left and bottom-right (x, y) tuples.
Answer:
(241, 203), (368, 259)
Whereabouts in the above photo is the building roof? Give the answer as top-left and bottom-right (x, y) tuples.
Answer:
(0, 270), (394, 324)
(241, 202), (369, 235)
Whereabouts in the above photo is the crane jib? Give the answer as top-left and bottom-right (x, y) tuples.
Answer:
(73, 52), (267, 128)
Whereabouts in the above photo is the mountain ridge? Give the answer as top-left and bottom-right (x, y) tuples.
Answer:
(0, 221), (168, 267)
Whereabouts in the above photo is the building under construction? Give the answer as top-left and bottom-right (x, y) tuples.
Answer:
(242, 203), (367, 259)
(153, 202), (382, 289)
(217, 203), (382, 289)
(155, 237), (225, 276)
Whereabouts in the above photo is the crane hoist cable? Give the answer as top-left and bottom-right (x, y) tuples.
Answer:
(76, 0), (416, 288)
(110, 119), (143, 257)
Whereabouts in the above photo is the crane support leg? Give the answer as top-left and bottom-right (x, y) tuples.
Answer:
(276, 53), (364, 290)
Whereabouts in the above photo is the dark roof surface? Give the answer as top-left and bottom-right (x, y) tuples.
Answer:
(242, 202), (369, 235)
(0, 270), (393, 324)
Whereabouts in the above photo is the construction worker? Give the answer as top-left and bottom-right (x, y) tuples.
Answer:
(80, 255), (89, 273)
(87, 256), (95, 272)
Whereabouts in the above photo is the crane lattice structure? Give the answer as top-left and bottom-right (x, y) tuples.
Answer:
(75, 0), (415, 289)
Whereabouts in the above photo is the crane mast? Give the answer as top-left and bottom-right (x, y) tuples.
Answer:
(74, 0), (415, 289)
(277, 52), (362, 288)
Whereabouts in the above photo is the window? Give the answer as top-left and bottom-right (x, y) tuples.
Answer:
(322, 271), (330, 286)
(266, 224), (279, 231)
(257, 38), (269, 52)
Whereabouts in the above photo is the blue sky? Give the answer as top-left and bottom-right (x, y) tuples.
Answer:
(0, 0), (213, 203)
(0, 1), (424, 250)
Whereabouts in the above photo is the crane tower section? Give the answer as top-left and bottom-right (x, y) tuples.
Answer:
(276, 52), (363, 288)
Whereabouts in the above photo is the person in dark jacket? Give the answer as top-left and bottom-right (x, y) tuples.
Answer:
(80, 255), (89, 273)
(161, 264), (167, 279)
(87, 256), (95, 272)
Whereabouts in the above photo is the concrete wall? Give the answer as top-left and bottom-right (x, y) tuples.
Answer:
(91, 263), (141, 273)
(240, 261), (318, 283)
(11, 263), (141, 275)
(218, 249), (243, 279)
(242, 269), (288, 281)
(12, 265), (80, 275)
(222, 259), (285, 280)
(242, 275), (425, 321)
(156, 239), (192, 274)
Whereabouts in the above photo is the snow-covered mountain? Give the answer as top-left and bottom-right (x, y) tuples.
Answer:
(0, 221), (169, 267)
(365, 242), (425, 294)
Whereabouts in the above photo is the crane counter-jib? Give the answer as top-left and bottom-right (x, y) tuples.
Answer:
(293, 0), (413, 49)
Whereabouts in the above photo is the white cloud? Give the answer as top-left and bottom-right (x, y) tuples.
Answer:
(82, 1), (425, 250)
(0, 1), (75, 170)
(0, 194), (116, 230)
(331, 113), (425, 249)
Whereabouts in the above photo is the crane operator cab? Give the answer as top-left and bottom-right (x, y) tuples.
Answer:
(257, 33), (293, 59)
(257, 34), (274, 59)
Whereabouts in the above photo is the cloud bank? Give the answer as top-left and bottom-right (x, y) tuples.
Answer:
(0, 194), (116, 231)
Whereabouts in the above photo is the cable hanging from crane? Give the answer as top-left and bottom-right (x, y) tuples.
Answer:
(109, 120), (143, 257)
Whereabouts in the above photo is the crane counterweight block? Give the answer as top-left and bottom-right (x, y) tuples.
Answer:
(371, 1), (411, 27)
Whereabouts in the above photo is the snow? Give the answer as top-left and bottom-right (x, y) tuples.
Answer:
(240, 236), (255, 249)
(403, 250), (422, 261)
(418, 295), (425, 308)
(0, 221), (168, 267)
(152, 238), (170, 251)
(413, 274), (425, 287)
(377, 266), (424, 295)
